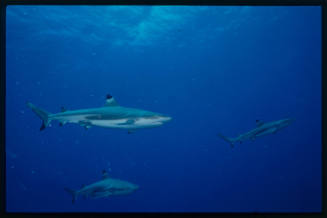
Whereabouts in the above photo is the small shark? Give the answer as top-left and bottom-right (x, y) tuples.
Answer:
(64, 170), (139, 204)
(27, 94), (171, 132)
(218, 118), (294, 148)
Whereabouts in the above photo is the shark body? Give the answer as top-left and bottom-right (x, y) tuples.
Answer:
(218, 118), (293, 148)
(27, 94), (171, 132)
(64, 170), (138, 204)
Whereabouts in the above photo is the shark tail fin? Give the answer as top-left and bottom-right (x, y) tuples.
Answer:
(26, 102), (52, 131)
(64, 187), (77, 204)
(217, 133), (235, 148)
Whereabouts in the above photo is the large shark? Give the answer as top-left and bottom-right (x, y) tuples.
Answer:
(27, 94), (171, 132)
(64, 170), (139, 204)
(218, 118), (293, 148)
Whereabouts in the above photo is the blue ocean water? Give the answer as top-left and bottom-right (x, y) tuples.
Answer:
(5, 6), (321, 212)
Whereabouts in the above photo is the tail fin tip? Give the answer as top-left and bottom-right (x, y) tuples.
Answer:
(64, 187), (76, 204)
(217, 133), (235, 148)
(26, 102), (51, 131)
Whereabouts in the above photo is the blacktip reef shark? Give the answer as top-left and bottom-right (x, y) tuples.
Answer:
(27, 94), (172, 133)
(218, 118), (294, 148)
(64, 170), (139, 204)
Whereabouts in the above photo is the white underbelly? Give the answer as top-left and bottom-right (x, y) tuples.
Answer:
(92, 119), (131, 129)
(92, 118), (162, 129)
(54, 115), (163, 129)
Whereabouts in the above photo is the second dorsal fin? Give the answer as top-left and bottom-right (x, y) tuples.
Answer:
(256, 120), (265, 127)
(102, 170), (109, 179)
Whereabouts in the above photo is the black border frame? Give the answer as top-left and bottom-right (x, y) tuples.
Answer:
(0, 0), (326, 217)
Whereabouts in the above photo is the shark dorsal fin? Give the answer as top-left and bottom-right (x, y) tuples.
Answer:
(105, 94), (119, 107)
(102, 170), (109, 179)
(256, 120), (265, 127)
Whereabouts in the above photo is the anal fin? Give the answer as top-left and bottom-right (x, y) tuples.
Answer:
(40, 122), (46, 131)
(79, 121), (92, 129)
(59, 121), (67, 127)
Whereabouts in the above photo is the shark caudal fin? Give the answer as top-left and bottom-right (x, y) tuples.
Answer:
(26, 102), (52, 131)
(64, 187), (77, 204)
(217, 133), (235, 148)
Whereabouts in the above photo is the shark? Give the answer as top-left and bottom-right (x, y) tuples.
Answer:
(218, 118), (294, 148)
(26, 94), (172, 132)
(64, 170), (139, 204)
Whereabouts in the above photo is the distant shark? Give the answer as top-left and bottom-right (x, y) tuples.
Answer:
(218, 118), (293, 148)
(64, 170), (138, 204)
(27, 94), (172, 132)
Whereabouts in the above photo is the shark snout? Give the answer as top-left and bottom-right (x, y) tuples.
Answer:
(161, 116), (172, 122)
(129, 184), (139, 191)
(284, 118), (294, 125)
(278, 118), (294, 128)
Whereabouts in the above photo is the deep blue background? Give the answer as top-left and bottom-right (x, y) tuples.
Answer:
(5, 6), (321, 212)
